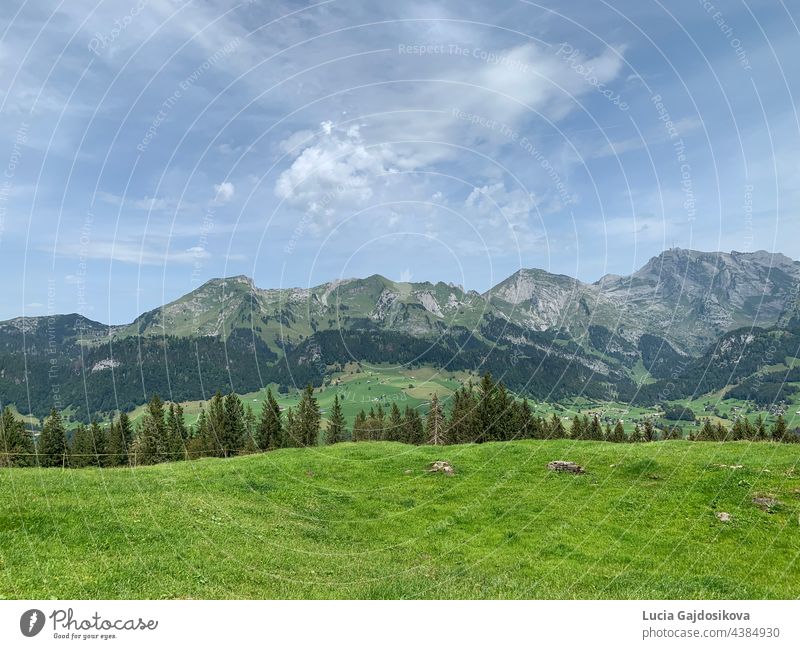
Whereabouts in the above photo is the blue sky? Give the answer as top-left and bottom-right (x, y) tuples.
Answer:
(0, 0), (798, 323)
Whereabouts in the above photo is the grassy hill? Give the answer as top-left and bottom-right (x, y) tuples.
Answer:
(1, 440), (799, 599)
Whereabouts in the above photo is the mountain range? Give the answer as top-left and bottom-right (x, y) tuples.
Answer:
(2, 248), (799, 420)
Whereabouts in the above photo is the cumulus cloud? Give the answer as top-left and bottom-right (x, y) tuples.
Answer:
(213, 181), (235, 204)
(275, 122), (408, 217)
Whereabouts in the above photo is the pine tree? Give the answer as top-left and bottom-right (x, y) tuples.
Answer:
(771, 414), (788, 442)
(206, 392), (227, 456)
(475, 373), (497, 443)
(447, 387), (476, 444)
(518, 399), (534, 439)
(570, 414), (584, 440)
(493, 382), (513, 441)
(611, 420), (626, 443)
(90, 420), (107, 467)
(386, 402), (403, 442)
(222, 393), (246, 456)
(38, 408), (67, 468)
(187, 405), (212, 458)
(548, 413), (566, 439)
(106, 417), (128, 467)
(165, 403), (185, 461)
(425, 393), (447, 445)
(0, 406), (35, 467)
(588, 415), (603, 441)
(326, 394), (347, 444)
(698, 418), (715, 441)
(374, 404), (386, 441)
(403, 406), (425, 445)
(755, 414), (768, 441)
(257, 389), (283, 450)
(297, 384), (321, 447)
(352, 410), (367, 442)
(69, 424), (92, 468)
(642, 419), (655, 442)
(284, 406), (302, 447)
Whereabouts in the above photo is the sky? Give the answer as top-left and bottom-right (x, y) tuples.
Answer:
(0, 0), (798, 323)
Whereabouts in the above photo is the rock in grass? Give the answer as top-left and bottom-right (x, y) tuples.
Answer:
(547, 460), (585, 474)
(752, 496), (779, 511)
(427, 460), (454, 475)
(716, 512), (732, 523)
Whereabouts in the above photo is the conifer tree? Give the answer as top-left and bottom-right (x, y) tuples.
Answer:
(69, 424), (92, 468)
(106, 417), (128, 467)
(297, 384), (321, 447)
(771, 414), (788, 442)
(755, 414), (768, 441)
(244, 404), (257, 447)
(207, 392), (227, 456)
(570, 414), (584, 440)
(518, 399), (534, 439)
(222, 392), (246, 456)
(447, 387), (476, 444)
(642, 419), (655, 442)
(257, 389), (283, 450)
(698, 418), (715, 441)
(404, 406), (425, 445)
(165, 403), (185, 461)
(425, 393), (447, 445)
(326, 394), (347, 444)
(89, 419), (107, 467)
(38, 408), (67, 468)
(0, 406), (35, 467)
(493, 382), (513, 441)
(548, 413), (566, 439)
(475, 373), (497, 443)
(387, 402), (403, 442)
(352, 410), (367, 442)
(611, 420), (626, 443)
(588, 415), (603, 441)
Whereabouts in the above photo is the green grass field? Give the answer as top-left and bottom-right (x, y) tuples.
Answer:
(1, 440), (799, 599)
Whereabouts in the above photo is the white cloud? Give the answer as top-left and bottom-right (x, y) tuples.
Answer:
(275, 122), (404, 216)
(213, 182), (235, 204)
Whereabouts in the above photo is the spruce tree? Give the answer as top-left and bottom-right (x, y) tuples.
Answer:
(38, 408), (67, 468)
(771, 414), (788, 442)
(642, 419), (655, 442)
(404, 406), (425, 445)
(570, 415), (584, 440)
(207, 392), (227, 456)
(588, 415), (603, 441)
(89, 420), (107, 467)
(257, 389), (283, 450)
(386, 402), (403, 442)
(475, 373), (497, 443)
(326, 394), (347, 444)
(755, 414), (767, 440)
(222, 393), (246, 456)
(425, 393), (447, 445)
(352, 410), (367, 443)
(105, 417), (129, 467)
(548, 413), (566, 439)
(165, 403), (185, 461)
(612, 420), (626, 443)
(69, 424), (92, 468)
(518, 399), (534, 439)
(297, 384), (321, 447)
(0, 406), (35, 467)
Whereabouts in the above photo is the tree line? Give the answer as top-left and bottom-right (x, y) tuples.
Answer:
(0, 374), (796, 469)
